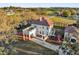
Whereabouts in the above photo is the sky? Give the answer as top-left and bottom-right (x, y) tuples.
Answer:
(0, 3), (79, 8)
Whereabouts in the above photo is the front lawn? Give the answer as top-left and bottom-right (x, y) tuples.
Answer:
(14, 40), (57, 55)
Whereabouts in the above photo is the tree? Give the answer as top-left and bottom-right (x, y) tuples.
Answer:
(46, 11), (54, 16)
(70, 9), (76, 15)
(62, 10), (71, 17)
(0, 38), (18, 55)
(0, 27), (18, 55)
(77, 20), (79, 26)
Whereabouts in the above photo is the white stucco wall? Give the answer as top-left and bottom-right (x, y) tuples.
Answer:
(23, 26), (36, 37)
(23, 29), (29, 35)
(31, 24), (49, 36)
(29, 28), (36, 37)
(64, 32), (69, 38)
(49, 29), (55, 36)
(31, 24), (54, 36)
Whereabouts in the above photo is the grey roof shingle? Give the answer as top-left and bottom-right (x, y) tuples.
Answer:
(28, 17), (53, 26)
(65, 26), (77, 33)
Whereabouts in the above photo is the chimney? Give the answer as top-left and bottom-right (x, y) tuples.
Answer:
(40, 16), (44, 21)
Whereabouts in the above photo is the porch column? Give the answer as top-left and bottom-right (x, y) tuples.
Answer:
(29, 34), (31, 40)
(53, 29), (55, 36)
(23, 33), (26, 41)
(23, 30), (26, 41)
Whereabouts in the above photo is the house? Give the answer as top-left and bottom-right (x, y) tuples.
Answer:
(6, 9), (15, 15)
(72, 13), (79, 20)
(64, 25), (79, 44)
(23, 26), (36, 41)
(23, 16), (55, 41)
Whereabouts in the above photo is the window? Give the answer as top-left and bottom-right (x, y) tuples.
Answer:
(47, 27), (48, 30)
(34, 25), (36, 27)
(42, 26), (44, 29)
(40, 31), (41, 34)
(52, 32), (53, 35)
(40, 26), (41, 29)
(42, 31), (44, 35)
(47, 32), (48, 35)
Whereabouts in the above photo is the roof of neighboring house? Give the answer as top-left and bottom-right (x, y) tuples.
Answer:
(65, 26), (77, 33)
(28, 16), (53, 26)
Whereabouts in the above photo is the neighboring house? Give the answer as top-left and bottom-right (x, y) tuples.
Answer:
(23, 16), (55, 40)
(64, 25), (79, 44)
(73, 13), (79, 20)
(6, 9), (15, 15)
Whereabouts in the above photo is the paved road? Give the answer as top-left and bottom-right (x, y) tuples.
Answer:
(15, 47), (41, 55)
(29, 38), (60, 51)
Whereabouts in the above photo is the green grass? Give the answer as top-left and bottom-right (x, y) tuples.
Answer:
(54, 25), (65, 29)
(14, 40), (57, 55)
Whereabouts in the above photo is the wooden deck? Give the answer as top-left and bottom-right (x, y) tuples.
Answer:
(45, 36), (63, 45)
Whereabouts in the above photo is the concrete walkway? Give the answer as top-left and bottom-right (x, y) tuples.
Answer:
(29, 38), (59, 51)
